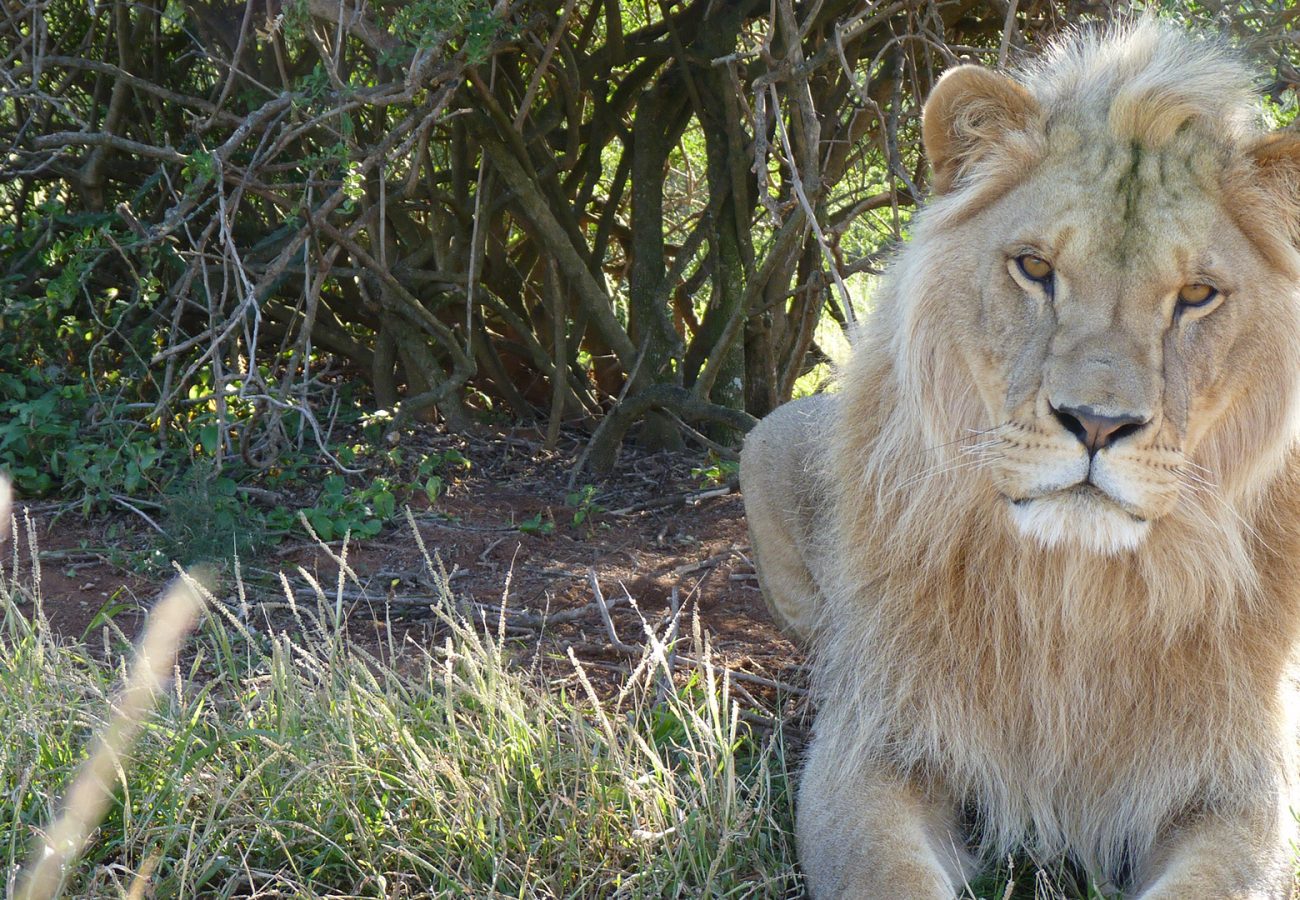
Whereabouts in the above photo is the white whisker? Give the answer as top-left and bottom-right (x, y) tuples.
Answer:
(918, 423), (1012, 455)
(887, 457), (993, 499)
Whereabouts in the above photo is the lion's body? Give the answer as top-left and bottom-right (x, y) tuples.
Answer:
(743, 22), (1300, 899)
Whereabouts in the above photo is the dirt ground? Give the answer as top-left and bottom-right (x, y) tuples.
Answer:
(13, 426), (808, 708)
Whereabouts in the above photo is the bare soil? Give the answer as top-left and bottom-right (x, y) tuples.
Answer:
(14, 427), (807, 707)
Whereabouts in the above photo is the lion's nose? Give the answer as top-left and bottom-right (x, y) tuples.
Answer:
(1051, 404), (1149, 454)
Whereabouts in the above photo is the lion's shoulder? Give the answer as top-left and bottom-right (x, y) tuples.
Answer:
(740, 394), (835, 517)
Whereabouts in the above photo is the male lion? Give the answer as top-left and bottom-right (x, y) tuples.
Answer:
(741, 21), (1300, 899)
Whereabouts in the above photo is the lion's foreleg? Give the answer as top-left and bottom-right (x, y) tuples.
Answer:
(1133, 810), (1296, 900)
(798, 739), (969, 899)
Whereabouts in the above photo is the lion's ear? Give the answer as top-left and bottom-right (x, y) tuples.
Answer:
(1248, 133), (1300, 245)
(922, 65), (1040, 194)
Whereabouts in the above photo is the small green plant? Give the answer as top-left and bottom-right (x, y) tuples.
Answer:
(300, 474), (394, 541)
(518, 511), (554, 535)
(691, 453), (740, 488)
(415, 448), (471, 504)
(564, 483), (604, 528)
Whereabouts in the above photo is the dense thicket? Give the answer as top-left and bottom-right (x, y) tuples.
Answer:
(2, 0), (1296, 497)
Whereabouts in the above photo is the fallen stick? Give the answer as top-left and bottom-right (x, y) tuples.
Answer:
(605, 485), (735, 516)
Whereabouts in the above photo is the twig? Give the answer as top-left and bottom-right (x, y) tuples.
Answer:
(605, 485), (734, 516)
(110, 495), (167, 537)
(770, 83), (856, 325)
(589, 568), (639, 653)
(998, 0), (1020, 69)
(32, 131), (188, 162)
(671, 546), (741, 577)
(673, 656), (807, 695)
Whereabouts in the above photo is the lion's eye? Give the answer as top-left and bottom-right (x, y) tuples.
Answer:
(1016, 254), (1054, 284)
(1177, 283), (1218, 309)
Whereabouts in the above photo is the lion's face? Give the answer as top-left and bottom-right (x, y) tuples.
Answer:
(957, 142), (1288, 553)
(912, 65), (1300, 555)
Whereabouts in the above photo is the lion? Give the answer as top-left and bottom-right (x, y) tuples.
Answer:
(741, 21), (1300, 899)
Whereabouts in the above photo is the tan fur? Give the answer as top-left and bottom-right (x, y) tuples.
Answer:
(742, 21), (1300, 898)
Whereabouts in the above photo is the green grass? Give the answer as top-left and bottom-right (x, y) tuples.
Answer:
(0, 528), (801, 898)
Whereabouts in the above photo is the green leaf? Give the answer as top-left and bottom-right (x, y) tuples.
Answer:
(306, 509), (335, 541)
(424, 475), (443, 503)
(197, 424), (219, 455)
(519, 513), (554, 536)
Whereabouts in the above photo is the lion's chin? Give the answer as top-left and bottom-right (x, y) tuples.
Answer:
(1007, 488), (1150, 556)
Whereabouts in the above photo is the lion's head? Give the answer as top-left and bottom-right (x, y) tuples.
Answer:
(882, 23), (1300, 556)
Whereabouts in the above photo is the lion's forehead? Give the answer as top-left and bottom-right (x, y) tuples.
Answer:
(1051, 120), (1225, 185)
(1029, 132), (1229, 270)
